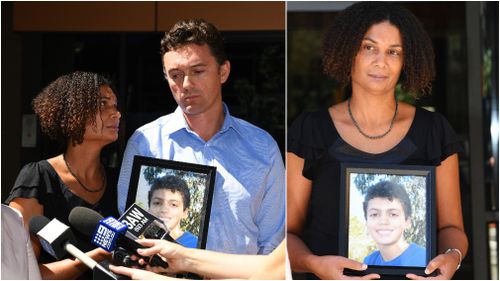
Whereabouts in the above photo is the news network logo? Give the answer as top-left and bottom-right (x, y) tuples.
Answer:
(92, 217), (127, 251)
(93, 224), (117, 251)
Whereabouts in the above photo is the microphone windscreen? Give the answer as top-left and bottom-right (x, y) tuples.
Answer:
(29, 215), (51, 236)
(68, 207), (104, 237)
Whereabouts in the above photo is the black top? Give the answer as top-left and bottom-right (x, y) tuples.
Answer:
(5, 160), (119, 276)
(287, 107), (462, 279)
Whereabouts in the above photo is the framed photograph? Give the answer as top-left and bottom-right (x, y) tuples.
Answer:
(126, 155), (216, 249)
(339, 163), (436, 277)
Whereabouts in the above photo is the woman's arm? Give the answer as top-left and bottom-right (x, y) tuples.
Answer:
(249, 239), (286, 279)
(155, 240), (273, 279)
(38, 248), (110, 280)
(286, 152), (315, 272)
(287, 152), (379, 280)
(186, 241), (286, 279)
(181, 246), (270, 279)
(407, 153), (468, 279)
(9, 198), (110, 279)
(111, 240), (284, 279)
(435, 153), (468, 256)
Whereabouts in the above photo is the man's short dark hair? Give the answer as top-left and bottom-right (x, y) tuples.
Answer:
(362, 181), (412, 220)
(160, 19), (227, 65)
(322, 2), (435, 97)
(148, 175), (191, 210)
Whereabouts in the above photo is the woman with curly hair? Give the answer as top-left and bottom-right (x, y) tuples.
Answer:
(287, 2), (467, 279)
(6, 71), (121, 279)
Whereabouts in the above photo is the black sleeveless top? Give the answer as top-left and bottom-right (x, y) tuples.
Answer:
(5, 160), (119, 278)
(287, 107), (462, 279)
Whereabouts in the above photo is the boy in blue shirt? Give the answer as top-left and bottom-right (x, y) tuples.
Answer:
(363, 181), (426, 266)
(148, 175), (198, 248)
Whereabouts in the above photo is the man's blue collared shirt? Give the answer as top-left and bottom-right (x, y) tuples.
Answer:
(117, 105), (285, 254)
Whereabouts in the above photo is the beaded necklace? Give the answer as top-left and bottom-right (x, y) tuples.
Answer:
(63, 154), (106, 193)
(347, 97), (398, 139)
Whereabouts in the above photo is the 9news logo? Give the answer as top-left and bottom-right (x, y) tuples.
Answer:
(91, 217), (128, 251)
(92, 224), (116, 251)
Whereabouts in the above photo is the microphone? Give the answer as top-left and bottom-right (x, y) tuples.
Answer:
(68, 207), (168, 268)
(29, 215), (120, 280)
(121, 205), (197, 280)
(113, 204), (177, 267)
(119, 203), (176, 242)
(112, 247), (143, 268)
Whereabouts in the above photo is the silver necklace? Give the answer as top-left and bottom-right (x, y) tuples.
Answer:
(63, 154), (106, 193)
(347, 97), (398, 140)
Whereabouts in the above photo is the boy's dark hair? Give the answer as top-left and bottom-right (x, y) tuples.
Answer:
(32, 71), (115, 146)
(322, 2), (435, 97)
(160, 19), (227, 65)
(362, 181), (412, 219)
(148, 175), (191, 210)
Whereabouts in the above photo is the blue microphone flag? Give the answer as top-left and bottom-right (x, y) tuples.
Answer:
(92, 217), (127, 251)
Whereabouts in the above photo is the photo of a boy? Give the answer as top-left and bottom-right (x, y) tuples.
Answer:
(362, 181), (426, 266)
(148, 175), (198, 248)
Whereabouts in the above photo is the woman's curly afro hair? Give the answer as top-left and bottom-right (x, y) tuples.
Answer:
(322, 2), (435, 97)
(32, 71), (113, 146)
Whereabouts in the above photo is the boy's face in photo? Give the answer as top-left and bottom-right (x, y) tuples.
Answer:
(366, 197), (410, 246)
(149, 189), (188, 231)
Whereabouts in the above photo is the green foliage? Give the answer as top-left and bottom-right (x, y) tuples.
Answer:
(287, 28), (338, 125)
(231, 44), (285, 160)
(352, 173), (427, 248)
(135, 201), (147, 211)
(143, 166), (208, 236)
(483, 48), (492, 97)
(349, 215), (377, 262)
(143, 166), (167, 184)
(179, 176), (206, 236)
(395, 84), (417, 105)
(234, 45), (285, 135)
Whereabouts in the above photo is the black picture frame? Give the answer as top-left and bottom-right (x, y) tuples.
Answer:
(126, 155), (216, 250)
(339, 163), (436, 278)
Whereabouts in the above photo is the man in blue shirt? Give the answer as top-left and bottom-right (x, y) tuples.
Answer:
(362, 181), (426, 267)
(117, 19), (285, 255)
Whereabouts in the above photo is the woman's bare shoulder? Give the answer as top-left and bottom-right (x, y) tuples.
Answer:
(397, 102), (416, 122)
(329, 101), (348, 122)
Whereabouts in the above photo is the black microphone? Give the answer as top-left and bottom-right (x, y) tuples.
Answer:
(119, 203), (176, 242)
(112, 247), (143, 268)
(29, 216), (121, 280)
(113, 204), (177, 267)
(121, 205), (198, 280)
(68, 207), (168, 268)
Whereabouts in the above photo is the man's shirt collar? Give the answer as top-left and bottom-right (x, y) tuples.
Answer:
(164, 103), (242, 137)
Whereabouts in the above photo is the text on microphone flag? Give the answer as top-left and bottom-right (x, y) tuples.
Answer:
(91, 217), (127, 251)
